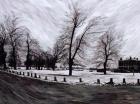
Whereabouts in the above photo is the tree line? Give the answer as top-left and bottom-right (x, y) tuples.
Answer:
(0, 3), (122, 75)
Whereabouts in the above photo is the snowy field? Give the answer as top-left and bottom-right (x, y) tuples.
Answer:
(11, 68), (140, 85)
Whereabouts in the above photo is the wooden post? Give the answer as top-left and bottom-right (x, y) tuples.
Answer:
(109, 78), (114, 84)
(34, 73), (37, 78)
(27, 72), (30, 76)
(79, 78), (82, 82)
(45, 76), (48, 80)
(63, 77), (66, 82)
(123, 78), (126, 84)
(54, 76), (57, 81)
(137, 79), (140, 85)
(31, 73), (33, 77)
(97, 79), (100, 84)
(39, 75), (41, 79)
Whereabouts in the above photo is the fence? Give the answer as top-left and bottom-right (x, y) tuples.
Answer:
(1, 70), (140, 85)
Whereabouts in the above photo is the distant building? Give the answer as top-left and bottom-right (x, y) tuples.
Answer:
(118, 57), (140, 72)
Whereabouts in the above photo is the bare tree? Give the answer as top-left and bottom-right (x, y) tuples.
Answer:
(28, 40), (45, 70)
(94, 28), (122, 74)
(44, 50), (53, 69)
(0, 23), (8, 69)
(33, 51), (45, 70)
(6, 15), (25, 70)
(25, 33), (32, 69)
(61, 3), (102, 75)
(47, 35), (69, 70)
(25, 32), (31, 70)
(24, 31), (40, 70)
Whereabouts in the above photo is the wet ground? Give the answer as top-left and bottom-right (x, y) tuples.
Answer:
(0, 71), (140, 104)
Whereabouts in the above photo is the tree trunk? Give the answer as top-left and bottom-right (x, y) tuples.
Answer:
(69, 59), (73, 76)
(2, 47), (7, 69)
(26, 66), (29, 70)
(52, 66), (55, 71)
(103, 61), (107, 75)
(13, 47), (17, 70)
(52, 62), (55, 71)
(52, 59), (57, 71)
(3, 53), (6, 69)
(38, 66), (40, 70)
(26, 42), (30, 70)
(0, 45), (7, 69)
(26, 54), (29, 70)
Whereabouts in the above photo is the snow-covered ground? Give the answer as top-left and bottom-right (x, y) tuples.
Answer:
(11, 68), (140, 85)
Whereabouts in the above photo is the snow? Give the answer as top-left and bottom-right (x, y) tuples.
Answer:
(12, 68), (140, 85)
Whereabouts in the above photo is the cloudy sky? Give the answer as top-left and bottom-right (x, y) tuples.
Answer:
(0, 0), (140, 58)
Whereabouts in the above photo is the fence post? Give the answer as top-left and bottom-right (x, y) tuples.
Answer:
(63, 77), (66, 82)
(108, 78), (114, 85)
(54, 76), (57, 81)
(45, 76), (48, 80)
(79, 78), (83, 82)
(31, 73), (33, 77)
(123, 78), (126, 84)
(39, 75), (41, 79)
(27, 72), (30, 76)
(97, 79), (100, 84)
(23, 72), (25, 76)
(137, 79), (140, 85)
(34, 73), (37, 78)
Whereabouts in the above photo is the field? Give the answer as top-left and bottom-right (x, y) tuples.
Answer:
(13, 68), (140, 85)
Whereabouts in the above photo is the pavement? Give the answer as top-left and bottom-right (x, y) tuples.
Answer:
(0, 71), (140, 104)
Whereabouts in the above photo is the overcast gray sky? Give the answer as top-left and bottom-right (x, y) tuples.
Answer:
(0, 0), (140, 58)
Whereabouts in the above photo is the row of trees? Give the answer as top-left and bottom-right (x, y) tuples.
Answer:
(0, 3), (122, 75)
(50, 3), (122, 75)
(0, 15), (47, 70)
(0, 16), (23, 70)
